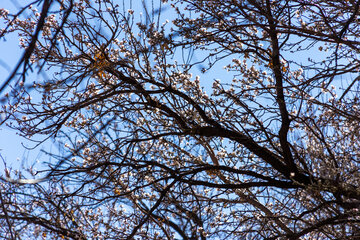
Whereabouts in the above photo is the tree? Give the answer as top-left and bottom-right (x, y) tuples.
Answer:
(1, 0), (360, 239)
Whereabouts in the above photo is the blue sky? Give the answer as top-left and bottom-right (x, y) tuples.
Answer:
(0, 0), (50, 173)
(0, 1), (22, 165)
(0, 0), (227, 175)
(0, 0), (347, 178)
(0, 0), (299, 174)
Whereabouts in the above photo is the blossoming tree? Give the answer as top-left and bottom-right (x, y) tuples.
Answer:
(1, 0), (360, 239)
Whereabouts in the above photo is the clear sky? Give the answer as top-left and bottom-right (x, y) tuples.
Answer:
(0, 0), (226, 175)
(0, 0), (193, 172)
(0, 0), (299, 174)
(0, 0), (52, 173)
(0, 0), (341, 177)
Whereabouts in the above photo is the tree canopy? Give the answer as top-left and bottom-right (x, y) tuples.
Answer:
(1, 0), (360, 239)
